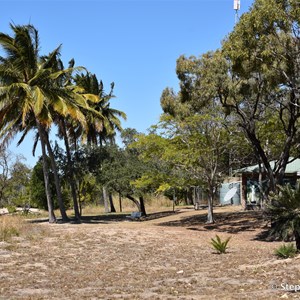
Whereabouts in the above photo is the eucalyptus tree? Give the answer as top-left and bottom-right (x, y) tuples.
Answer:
(162, 0), (300, 195)
(0, 145), (11, 207)
(0, 24), (95, 222)
(220, 0), (300, 190)
(133, 109), (229, 223)
(6, 158), (31, 207)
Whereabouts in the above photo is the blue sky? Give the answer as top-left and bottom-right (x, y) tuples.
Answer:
(1, 0), (254, 167)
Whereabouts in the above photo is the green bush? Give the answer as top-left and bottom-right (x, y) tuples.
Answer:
(210, 235), (231, 254)
(265, 184), (300, 249)
(6, 206), (16, 214)
(274, 243), (297, 259)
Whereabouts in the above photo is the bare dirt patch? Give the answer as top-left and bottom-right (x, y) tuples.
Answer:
(0, 206), (299, 299)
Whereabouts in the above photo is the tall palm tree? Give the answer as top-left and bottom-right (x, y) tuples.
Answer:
(54, 60), (101, 220)
(71, 73), (126, 212)
(0, 24), (95, 222)
(74, 73), (126, 146)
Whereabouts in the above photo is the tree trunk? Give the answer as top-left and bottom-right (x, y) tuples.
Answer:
(60, 118), (80, 219)
(79, 201), (83, 217)
(119, 193), (122, 212)
(103, 187), (109, 213)
(246, 129), (276, 192)
(44, 130), (69, 222)
(77, 179), (82, 215)
(186, 188), (193, 205)
(294, 230), (300, 251)
(207, 192), (214, 224)
(36, 122), (56, 223)
(126, 195), (141, 211)
(139, 196), (147, 216)
(109, 194), (116, 213)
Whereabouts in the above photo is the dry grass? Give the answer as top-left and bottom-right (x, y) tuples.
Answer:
(0, 215), (27, 241)
(1, 206), (300, 299)
(0, 215), (50, 243)
(76, 195), (174, 216)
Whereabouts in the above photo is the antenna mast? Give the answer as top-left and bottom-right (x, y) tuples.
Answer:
(234, 0), (240, 24)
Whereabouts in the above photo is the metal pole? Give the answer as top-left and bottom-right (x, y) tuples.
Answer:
(235, 9), (239, 24)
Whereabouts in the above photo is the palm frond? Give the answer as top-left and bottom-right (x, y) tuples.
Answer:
(32, 86), (45, 115)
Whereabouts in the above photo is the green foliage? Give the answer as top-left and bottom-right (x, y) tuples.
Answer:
(6, 206), (16, 214)
(77, 173), (97, 207)
(29, 158), (58, 210)
(265, 184), (300, 243)
(210, 235), (231, 254)
(29, 159), (49, 210)
(6, 161), (31, 207)
(0, 147), (31, 208)
(274, 243), (297, 259)
(220, 0), (300, 188)
(74, 72), (126, 146)
(133, 110), (231, 221)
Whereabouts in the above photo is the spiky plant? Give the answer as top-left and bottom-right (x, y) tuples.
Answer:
(265, 184), (300, 250)
(210, 235), (231, 254)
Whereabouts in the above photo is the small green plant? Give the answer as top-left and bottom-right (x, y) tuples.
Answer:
(274, 243), (298, 259)
(6, 206), (16, 214)
(210, 235), (231, 254)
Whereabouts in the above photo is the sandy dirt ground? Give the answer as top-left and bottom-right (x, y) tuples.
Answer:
(1, 206), (300, 300)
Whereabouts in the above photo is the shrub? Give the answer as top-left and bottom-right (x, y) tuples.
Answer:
(274, 243), (298, 259)
(265, 184), (300, 250)
(6, 206), (16, 214)
(210, 235), (231, 254)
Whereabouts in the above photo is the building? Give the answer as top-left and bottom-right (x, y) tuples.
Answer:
(220, 159), (300, 209)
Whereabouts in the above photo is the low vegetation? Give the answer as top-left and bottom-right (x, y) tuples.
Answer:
(266, 184), (300, 250)
(274, 243), (298, 259)
(0, 215), (27, 241)
(210, 234), (231, 254)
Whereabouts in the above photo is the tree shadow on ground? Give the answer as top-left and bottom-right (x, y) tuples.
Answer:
(78, 210), (180, 224)
(27, 210), (180, 224)
(157, 210), (270, 236)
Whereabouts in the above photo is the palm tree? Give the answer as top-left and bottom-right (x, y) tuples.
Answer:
(74, 73), (126, 146)
(71, 73), (126, 212)
(0, 24), (95, 222)
(54, 60), (99, 220)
